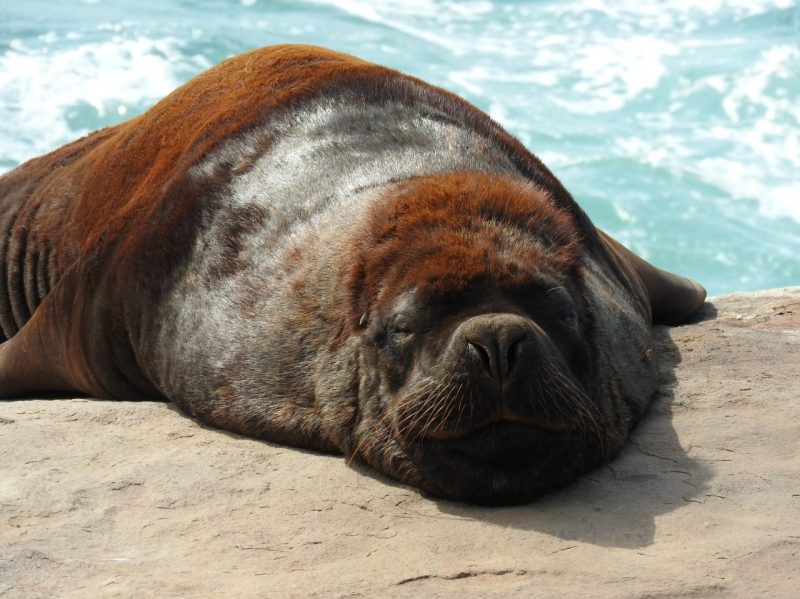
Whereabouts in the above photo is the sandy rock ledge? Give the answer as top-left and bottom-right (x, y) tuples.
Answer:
(2, 288), (799, 598)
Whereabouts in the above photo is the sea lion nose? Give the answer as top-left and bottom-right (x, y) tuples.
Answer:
(461, 314), (531, 384)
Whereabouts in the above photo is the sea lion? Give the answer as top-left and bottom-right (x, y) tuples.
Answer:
(0, 45), (705, 504)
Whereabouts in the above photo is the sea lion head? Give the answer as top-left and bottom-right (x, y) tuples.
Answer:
(333, 172), (655, 505)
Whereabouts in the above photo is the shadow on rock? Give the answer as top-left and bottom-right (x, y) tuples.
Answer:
(433, 324), (714, 549)
(685, 301), (718, 324)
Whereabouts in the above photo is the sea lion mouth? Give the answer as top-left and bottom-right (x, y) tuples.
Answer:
(421, 414), (572, 441)
(420, 421), (572, 471)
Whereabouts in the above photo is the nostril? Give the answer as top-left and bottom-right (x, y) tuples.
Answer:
(460, 316), (533, 384)
(505, 337), (522, 376)
(466, 340), (494, 378)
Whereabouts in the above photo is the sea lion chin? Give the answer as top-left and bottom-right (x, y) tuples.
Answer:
(0, 44), (706, 505)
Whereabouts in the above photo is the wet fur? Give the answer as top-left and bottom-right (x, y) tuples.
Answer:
(0, 45), (705, 504)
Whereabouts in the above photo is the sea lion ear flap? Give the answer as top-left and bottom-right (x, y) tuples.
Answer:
(597, 229), (707, 325)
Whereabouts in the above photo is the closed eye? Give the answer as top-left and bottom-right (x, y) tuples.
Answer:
(390, 313), (413, 336)
(560, 308), (578, 329)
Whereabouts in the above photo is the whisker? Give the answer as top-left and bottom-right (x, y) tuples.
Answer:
(404, 370), (465, 444)
(413, 371), (459, 442)
(544, 366), (607, 452)
(402, 375), (450, 440)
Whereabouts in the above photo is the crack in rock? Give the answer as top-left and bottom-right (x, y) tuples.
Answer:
(111, 481), (144, 491)
(632, 441), (680, 465)
(396, 569), (526, 585)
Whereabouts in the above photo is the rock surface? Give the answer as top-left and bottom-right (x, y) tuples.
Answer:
(2, 288), (799, 598)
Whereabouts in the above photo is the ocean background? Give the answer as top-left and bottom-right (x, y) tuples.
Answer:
(1, 0), (797, 296)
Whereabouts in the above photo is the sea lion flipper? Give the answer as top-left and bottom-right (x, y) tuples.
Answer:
(0, 266), (87, 398)
(598, 229), (706, 325)
(0, 317), (75, 398)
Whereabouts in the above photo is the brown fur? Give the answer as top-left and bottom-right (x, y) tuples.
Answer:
(347, 173), (583, 323)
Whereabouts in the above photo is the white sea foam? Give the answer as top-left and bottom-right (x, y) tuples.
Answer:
(557, 36), (681, 114)
(300, 0), (496, 55)
(613, 41), (800, 226)
(0, 33), (209, 171)
(546, 0), (795, 30)
(302, 0), (493, 20)
(447, 42), (678, 124)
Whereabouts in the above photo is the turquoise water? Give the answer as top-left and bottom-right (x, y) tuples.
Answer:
(1, 0), (798, 295)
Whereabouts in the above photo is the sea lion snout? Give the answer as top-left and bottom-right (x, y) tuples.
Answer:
(400, 309), (581, 443)
(457, 313), (536, 386)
